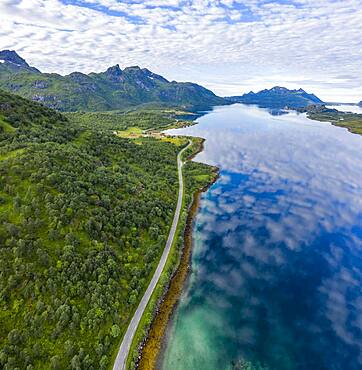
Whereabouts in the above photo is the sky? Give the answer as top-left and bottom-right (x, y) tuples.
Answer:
(0, 0), (361, 102)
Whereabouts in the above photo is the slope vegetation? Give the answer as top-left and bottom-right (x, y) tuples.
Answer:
(0, 90), (212, 369)
(0, 50), (224, 112)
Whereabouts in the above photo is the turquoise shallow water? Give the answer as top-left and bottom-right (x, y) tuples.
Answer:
(160, 104), (362, 370)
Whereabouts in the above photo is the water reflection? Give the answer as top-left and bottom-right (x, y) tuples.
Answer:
(161, 104), (362, 370)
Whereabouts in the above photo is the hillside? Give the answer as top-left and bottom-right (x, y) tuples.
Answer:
(0, 50), (225, 112)
(227, 86), (324, 109)
(0, 89), (214, 369)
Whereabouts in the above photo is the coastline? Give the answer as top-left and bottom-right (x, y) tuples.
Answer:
(134, 138), (219, 370)
(297, 106), (362, 136)
(306, 113), (362, 136)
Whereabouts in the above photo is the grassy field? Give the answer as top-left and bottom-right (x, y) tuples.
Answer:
(116, 127), (144, 139)
(0, 115), (16, 133)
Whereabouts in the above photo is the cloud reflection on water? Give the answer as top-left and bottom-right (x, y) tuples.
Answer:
(162, 104), (362, 370)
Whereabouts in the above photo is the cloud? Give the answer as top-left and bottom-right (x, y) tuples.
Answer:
(0, 0), (361, 101)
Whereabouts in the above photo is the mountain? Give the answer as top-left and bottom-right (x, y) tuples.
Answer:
(358, 101), (362, 107)
(227, 86), (324, 109)
(0, 50), (40, 73)
(0, 50), (225, 112)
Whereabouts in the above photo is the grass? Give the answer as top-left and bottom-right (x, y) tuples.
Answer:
(0, 115), (16, 133)
(160, 136), (188, 146)
(0, 148), (25, 161)
(116, 127), (144, 138)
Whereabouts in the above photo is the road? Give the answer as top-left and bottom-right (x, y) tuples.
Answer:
(113, 141), (190, 370)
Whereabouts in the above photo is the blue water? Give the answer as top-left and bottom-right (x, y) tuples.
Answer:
(161, 104), (362, 370)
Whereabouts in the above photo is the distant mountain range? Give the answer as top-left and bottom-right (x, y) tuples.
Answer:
(0, 50), (328, 112)
(0, 50), (224, 112)
(227, 86), (324, 109)
(358, 101), (362, 107)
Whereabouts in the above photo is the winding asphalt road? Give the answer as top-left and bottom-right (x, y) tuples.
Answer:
(113, 141), (190, 370)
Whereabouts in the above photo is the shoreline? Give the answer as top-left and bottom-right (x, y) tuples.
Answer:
(135, 138), (219, 370)
(306, 113), (362, 136)
(296, 105), (362, 136)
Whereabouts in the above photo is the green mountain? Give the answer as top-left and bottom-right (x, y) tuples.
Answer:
(227, 86), (324, 109)
(0, 50), (224, 112)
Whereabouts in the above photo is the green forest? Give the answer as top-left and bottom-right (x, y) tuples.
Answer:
(0, 50), (225, 112)
(0, 90), (214, 369)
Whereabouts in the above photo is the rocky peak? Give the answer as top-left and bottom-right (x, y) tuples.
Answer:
(103, 64), (124, 83)
(141, 68), (152, 75)
(0, 50), (40, 73)
(123, 66), (146, 79)
(106, 64), (122, 76)
(270, 86), (289, 93)
(0, 50), (29, 66)
(123, 66), (141, 72)
(141, 68), (169, 83)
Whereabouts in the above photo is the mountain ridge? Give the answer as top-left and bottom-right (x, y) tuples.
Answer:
(227, 86), (324, 109)
(0, 50), (327, 112)
(0, 50), (225, 112)
(0, 50), (40, 73)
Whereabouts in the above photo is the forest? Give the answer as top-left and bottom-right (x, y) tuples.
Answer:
(0, 90), (213, 369)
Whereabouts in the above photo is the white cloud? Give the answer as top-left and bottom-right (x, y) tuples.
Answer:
(0, 0), (361, 102)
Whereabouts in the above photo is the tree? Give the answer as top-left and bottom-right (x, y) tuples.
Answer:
(65, 340), (75, 358)
(110, 324), (120, 338)
(71, 355), (81, 370)
(7, 329), (22, 345)
(50, 355), (60, 369)
(99, 355), (108, 370)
